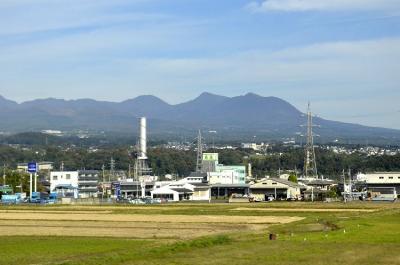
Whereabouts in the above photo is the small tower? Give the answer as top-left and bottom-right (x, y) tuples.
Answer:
(134, 117), (151, 180)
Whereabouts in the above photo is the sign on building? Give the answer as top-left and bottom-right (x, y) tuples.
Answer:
(202, 153), (219, 162)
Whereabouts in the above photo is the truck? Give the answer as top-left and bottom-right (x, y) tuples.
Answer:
(1, 193), (24, 204)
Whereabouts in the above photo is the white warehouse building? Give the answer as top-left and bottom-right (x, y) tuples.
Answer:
(356, 172), (400, 195)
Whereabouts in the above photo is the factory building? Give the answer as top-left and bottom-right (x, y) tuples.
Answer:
(250, 178), (301, 201)
(118, 181), (155, 198)
(211, 184), (250, 199)
(356, 172), (400, 196)
(200, 152), (248, 199)
(203, 153), (246, 185)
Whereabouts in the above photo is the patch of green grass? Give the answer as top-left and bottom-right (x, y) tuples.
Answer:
(0, 237), (154, 265)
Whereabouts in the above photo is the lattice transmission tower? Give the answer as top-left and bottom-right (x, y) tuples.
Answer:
(195, 130), (203, 172)
(303, 103), (318, 179)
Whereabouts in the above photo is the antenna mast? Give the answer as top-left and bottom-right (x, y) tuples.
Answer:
(303, 102), (318, 179)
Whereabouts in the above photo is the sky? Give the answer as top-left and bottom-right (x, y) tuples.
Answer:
(0, 0), (399, 129)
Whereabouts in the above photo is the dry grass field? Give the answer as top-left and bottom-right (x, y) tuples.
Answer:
(0, 209), (303, 239)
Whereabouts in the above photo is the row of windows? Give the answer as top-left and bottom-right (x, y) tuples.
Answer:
(52, 174), (71, 180)
(378, 176), (400, 180)
(212, 176), (239, 179)
(52, 174), (98, 180)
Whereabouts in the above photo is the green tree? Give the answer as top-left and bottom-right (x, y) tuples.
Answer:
(288, 174), (298, 183)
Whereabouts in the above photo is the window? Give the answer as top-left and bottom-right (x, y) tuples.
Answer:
(53, 175), (58, 180)
(66, 174), (71, 180)
(389, 177), (393, 179)
(379, 177), (384, 179)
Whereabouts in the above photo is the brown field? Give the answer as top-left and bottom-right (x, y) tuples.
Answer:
(0, 210), (303, 239)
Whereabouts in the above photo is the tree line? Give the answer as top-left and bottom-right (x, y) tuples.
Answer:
(1, 145), (400, 184)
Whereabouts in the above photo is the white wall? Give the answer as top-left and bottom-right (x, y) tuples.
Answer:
(50, 171), (79, 191)
(208, 170), (239, 185)
(192, 189), (210, 201)
(357, 173), (400, 184)
(151, 186), (180, 201)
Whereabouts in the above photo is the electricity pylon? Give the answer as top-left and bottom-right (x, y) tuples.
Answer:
(303, 103), (318, 179)
(196, 130), (203, 172)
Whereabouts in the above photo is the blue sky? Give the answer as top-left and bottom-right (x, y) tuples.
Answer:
(0, 0), (399, 129)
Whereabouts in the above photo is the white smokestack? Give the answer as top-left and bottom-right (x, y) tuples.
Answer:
(139, 117), (147, 160)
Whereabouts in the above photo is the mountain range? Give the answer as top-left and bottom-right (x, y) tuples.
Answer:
(0, 93), (399, 144)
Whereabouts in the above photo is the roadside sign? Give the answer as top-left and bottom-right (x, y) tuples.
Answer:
(27, 162), (38, 173)
(112, 182), (121, 198)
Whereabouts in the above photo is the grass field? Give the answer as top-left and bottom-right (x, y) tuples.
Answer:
(0, 202), (399, 265)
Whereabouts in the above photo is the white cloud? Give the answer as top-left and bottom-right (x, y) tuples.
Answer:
(0, 0), (164, 35)
(246, 0), (400, 12)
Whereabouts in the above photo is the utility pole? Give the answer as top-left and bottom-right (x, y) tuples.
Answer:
(342, 169), (347, 203)
(348, 168), (352, 201)
(3, 164), (6, 185)
(278, 153), (282, 177)
(303, 102), (318, 179)
(311, 186), (314, 202)
(196, 130), (203, 172)
(102, 164), (105, 182)
(110, 157), (115, 182)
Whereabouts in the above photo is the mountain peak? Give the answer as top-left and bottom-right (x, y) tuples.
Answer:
(198, 92), (219, 98)
(243, 92), (262, 98)
(184, 92), (228, 106)
(122, 95), (170, 106)
(192, 92), (227, 102)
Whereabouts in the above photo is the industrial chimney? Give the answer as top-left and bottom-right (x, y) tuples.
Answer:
(139, 117), (147, 160)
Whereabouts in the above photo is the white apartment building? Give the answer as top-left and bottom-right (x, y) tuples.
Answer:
(50, 170), (99, 198)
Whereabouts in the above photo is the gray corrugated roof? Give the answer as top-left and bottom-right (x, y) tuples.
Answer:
(189, 172), (207, 178)
(254, 178), (300, 188)
(170, 188), (193, 193)
(305, 179), (337, 185)
(211, 184), (250, 188)
(189, 182), (210, 187)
